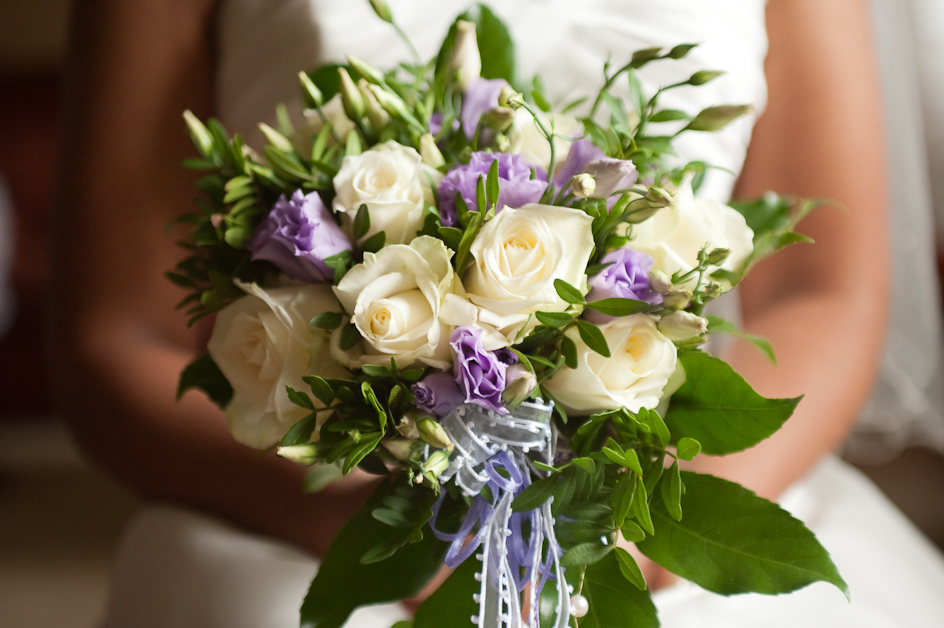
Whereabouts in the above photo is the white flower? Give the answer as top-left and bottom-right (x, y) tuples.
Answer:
(331, 236), (479, 369)
(630, 176), (754, 284)
(207, 283), (348, 450)
(464, 203), (594, 341)
(332, 140), (441, 244)
(292, 94), (355, 153)
(544, 314), (677, 415)
(658, 310), (708, 341)
(449, 20), (482, 92)
(505, 108), (581, 172)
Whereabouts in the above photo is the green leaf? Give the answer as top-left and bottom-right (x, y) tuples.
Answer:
(486, 154), (500, 209)
(675, 437), (701, 461)
(340, 324), (362, 351)
(706, 315), (776, 363)
(560, 542), (613, 568)
(586, 297), (649, 317)
(177, 353), (233, 408)
(305, 375), (336, 406)
(614, 546), (648, 590)
(263, 145), (310, 182)
(342, 432), (383, 475)
(311, 311), (344, 331)
(649, 109), (690, 123)
(611, 472), (635, 528)
(280, 412), (319, 447)
(301, 485), (447, 628)
(638, 472), (848, 597)
(556, 520), (611, 545)
(620, 521), (646, 543)
(553, 278), (585, 305)
(632, 477), (654, 535)
(512, 475), (557, 512)
(660, 460), (683, 521)
(579, 552), (659, 628)
(576, 321), (610, 358)
(353, 204), (370, 240)
(535, 311), (573, 328)
(303, 463), (344, 494)
(664, 351), (802, 455)
(412, 556), (479, 628)
(360, 230), (386, 253)
(286, 386), (315, 411)
(560, 335), (578, 369)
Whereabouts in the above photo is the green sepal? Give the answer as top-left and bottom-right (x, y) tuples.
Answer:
(176, 353), (233, 408)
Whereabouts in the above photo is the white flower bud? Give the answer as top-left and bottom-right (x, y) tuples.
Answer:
(661, 290), (692, 310)
(658, 310), (708, 341)
(382, 437), (415, 462)
(481, 106), (515, 132)
(346, 55), (385, 85)
(422, 449), (452, 478)
(571, 173), (597, 199)
(583, 159), (636, 198)
(418, 417), (454, 450)
(502, 365), (538, 406)
(277, 445), (319, 466)
(648, 270), (674, 294)
(645, 186), (673, 207)
(449, 20), (482, 92)
(338, 67), (365, 120)
(396, 414), (420, 439)
(498, 85), (519, 108)
(358, 78), (390, 131)
(419, 133), (445, 168)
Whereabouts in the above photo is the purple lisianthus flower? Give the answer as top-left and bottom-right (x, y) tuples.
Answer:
(553, 138), (606, 188)
(248, 190), (352, 283)
(412, 372), (465, 417)
(586, 248), (662, 323)
(460, 78), (508, 141)
(437, 152), (547, 227)
(450, 326), (513, 414)
(583, 158), (638, 199)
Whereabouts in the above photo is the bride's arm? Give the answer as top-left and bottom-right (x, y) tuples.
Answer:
(688, 0), (889, 499)
(50, 0), (373, 556)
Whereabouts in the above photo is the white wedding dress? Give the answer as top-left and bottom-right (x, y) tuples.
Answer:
(101, 1), (944, 627)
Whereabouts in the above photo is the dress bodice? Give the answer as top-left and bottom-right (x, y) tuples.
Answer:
(214, 0), (767, 202)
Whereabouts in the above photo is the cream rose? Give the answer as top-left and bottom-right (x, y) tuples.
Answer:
(331, 236), (479, 369)
(505, 108), (581, 172)
(332, 140), (441, 244)
(630, 177), (754, 284)
(544, 314), (678, 415)
(464, 203), (594, 341)
(207, 283), (349, 450)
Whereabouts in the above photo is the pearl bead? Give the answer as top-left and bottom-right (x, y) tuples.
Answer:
(570, 594), (589, 618)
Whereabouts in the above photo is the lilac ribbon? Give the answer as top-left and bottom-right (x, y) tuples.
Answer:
(429, 402), (571, 628)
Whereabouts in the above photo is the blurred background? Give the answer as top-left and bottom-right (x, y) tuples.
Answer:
(1, 1), (944, 627)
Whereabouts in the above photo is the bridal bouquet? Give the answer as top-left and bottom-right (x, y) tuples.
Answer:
(170, 2), (846, 626)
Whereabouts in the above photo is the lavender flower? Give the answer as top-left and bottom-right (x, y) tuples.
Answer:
(553, 137), (606, 188)
(248, 190), (351, 283)
(586, 248), (662, 323)
(583, 158), (638, 198)
(460, 78), (508, 141)
(413, 372), (465, 417)
(450, 326), (515, 414)
(437, 152), (546, 226)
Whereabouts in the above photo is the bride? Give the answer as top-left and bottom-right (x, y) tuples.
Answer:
(51, 0), (944, 626)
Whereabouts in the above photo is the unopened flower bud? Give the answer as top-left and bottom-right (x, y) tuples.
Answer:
(481, 106), (515, 132)
(366, 84), (423, 131)
(338, 68), (366, 120)
(396, 414), (420, 439)
(662, 290), (692, 310)
(449, 20), (482, 92)
(644, 186), (673, 207)
(495, 134), (512, 152)
(705, 247), (731, 266)
(382, 437), (415, 462)
(658, 310), (708, 341)
(705, 282), (724, 299)
(367, 0), (393, 23)
(625, 203), (662, 224)
(347, 55), (385, 85)
(418, 417), (454, 450)
(688, 70), (724, 86)
(358, 78), (390, 131)
(298, 71), (324, 108)
(648, 270), (673, 294)
(686, 104), (755, 132)
(502, 365), (538, 406)
(584, 159), (637, 198)
(498, 85), (518, 108)
(571, 173), (597, 199)
(277, 444), (319, 466)
(422, 449), (452, 478)
(419, 133), (445, 168)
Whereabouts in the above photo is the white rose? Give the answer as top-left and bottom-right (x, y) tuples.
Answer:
(292, 94), (355, 153)
(207, 283), (349, 450)
(544, 314), (677, 415)
(464, 203), (594, 341)
(332, 140), (442, 244)
(630, 176), (754, 284)
(331, 236), (480, 369)
(505, 108), (581, 172)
